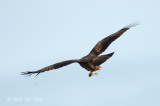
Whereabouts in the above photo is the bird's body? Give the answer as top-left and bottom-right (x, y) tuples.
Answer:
(21, 22), (139, 77)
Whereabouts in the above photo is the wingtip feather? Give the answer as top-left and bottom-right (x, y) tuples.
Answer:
(123, 22), (140, 29)
(21, 71), (40, 76)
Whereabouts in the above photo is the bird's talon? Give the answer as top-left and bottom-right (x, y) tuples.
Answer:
(89, 72), (98, 77)
(94, 73), (98, 75)
(89, 72), (93, 77)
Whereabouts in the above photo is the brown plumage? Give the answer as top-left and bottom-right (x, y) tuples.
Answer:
(21, 22), (139, 77)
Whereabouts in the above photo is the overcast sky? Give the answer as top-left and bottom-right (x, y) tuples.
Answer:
(0, 0), (160, 106)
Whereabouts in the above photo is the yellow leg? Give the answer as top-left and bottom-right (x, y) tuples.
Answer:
(89, 72), (93, 77)
(89, 72), (98, 77)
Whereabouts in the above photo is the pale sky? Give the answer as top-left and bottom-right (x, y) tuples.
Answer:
(0, 0), (160, 106)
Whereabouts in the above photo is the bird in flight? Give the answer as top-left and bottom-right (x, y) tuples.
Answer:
(21, 22), (139, 77)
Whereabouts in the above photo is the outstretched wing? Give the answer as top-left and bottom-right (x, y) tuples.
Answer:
(92, 52), (114, 66)
(21, 59), (80, 76)
(89, 22), (139, 56)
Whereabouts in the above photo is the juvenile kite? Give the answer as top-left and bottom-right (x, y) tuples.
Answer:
(22, 22), (139, 77)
